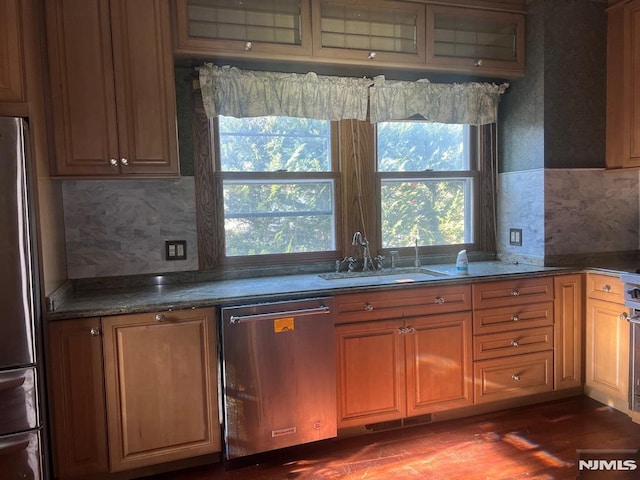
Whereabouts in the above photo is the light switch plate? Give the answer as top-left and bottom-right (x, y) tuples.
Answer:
(509, 228), (522, 246)
(165, 240), (187, 260)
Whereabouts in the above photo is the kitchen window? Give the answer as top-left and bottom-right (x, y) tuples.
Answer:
(376, 121), (479, 253)
(216, 115), (338, 258)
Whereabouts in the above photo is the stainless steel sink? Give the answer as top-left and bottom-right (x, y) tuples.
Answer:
(318, 267), (447, 280)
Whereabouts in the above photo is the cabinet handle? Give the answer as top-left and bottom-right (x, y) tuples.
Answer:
(474, 58), (483, 67)
(434, 296), (445, 304)
(511, 314), (520, 322)
(511, 288), (520, 296)
(90, 327), (101, 336)
(397, 327), (407, 335)
(619, 312), (629, 321)
(245, 41), (253, 51)
(368, 51), (377, 60)
(120, 157), (128, 166)
(155, 314), (166, 322)
(363, 303), (374, 312)
(511, 339), (520, 347)
(602, 284), (611, 293)
(512, 373), (521, 381)
(406, 326), (415, 334)
(109, 158), (118, 167)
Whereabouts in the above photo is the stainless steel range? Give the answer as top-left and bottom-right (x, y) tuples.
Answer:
(619, 273), (640, 413)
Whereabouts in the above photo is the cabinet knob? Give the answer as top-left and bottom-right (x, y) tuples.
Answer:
(512, 373), (521, 381)
(603, 284), (611, 293)
(511, 288), (520, 296)
(619, 311), (629, 321)
(397, 327), (407, 335)
(363, 303), (374, 312)
(245, 41), (253, 51)
(474, 58), (483, 67)
(368, 51), (377, 60)
(90, 327), (101, 336)
(155, 314), (166, 322)
(511, 339), (520, 347)
(109, 158), (118, 167)
(120, 157), (129, 166)
(511, 314), (520, 322)
(434, 296), (445, 304)
(406, 326), (415, 334)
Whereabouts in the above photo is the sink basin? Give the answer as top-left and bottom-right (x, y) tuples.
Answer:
(318, 267), (447, 280)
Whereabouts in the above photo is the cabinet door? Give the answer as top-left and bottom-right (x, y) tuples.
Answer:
(0, 0), (26, 107)
(405, 312), (473, 416)
(426, 5), (524, 77)
(48, 318), (109, 479)
(46, 0), (120, 176)
(174, 0), (313, 57)
(102, 308), (219, 472)
(110, 0), (179, 176)
(585, 298), (630, 412)
(312, 0), (426, 65)
(336, 320), (405, 427)
(554, 274), (583, 390)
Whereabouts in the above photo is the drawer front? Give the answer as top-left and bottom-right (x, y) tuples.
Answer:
(0, 367), (38, 436)
(474, 351), (553, 404)
(472, 277), (554, 310)
(586, 273), (624, 303)
(474, 326), (553, 361)
(334, 284), (471, 324)
(473, 301), (554, 335)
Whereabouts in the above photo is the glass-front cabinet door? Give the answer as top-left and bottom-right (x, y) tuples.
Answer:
(173, 0), (312, 56)
(426, 5), (525, 77)
(311, 0), (426, 65)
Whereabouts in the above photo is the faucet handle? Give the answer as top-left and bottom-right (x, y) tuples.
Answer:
(390, 250), (399, 269)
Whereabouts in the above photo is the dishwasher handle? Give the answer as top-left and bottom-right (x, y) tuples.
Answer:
(229, 305), (331, 324)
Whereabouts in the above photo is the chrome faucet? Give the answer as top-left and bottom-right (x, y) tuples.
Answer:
(414, 238), (421, 267)
(352, 231), (373, 271)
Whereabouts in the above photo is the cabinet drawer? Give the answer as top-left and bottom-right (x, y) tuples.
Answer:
(586, 273), (624, 303)
(474, 351), (553, 404)
(474, 326), (553, 361)
(334, 284), (471, 324)
(472, 277), (553, 310)
(473, 301), (553, 335)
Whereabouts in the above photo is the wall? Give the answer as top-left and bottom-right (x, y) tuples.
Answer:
(498, 0), (639, 264)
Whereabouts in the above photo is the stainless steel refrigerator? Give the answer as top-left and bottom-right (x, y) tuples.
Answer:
(0, 117), (47, 479)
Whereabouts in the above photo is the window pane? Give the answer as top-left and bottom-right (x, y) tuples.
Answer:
(377, 122), (468, 172)
(219, 116), (331, 172)
(380, 179), (472, 248)
(223, 180), (335, 256)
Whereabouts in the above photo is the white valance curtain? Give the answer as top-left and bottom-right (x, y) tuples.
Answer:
(369, 76), (509, 125)
(199, 64), (509, 125)
(199, 64), (373, 121)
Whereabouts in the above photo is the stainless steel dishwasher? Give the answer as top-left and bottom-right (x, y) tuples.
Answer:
(221, 297), (336, 459)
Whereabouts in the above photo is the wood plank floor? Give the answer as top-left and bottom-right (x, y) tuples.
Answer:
(143, 396), (640, 480)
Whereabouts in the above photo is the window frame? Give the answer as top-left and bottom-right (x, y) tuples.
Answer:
(374, 123), (482, 257)
(211, 117), (343, 266)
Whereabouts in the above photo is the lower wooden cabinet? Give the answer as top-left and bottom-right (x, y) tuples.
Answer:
(474, 351), (553, 404)
(553, 274), (583, 390)
(48, 318), (109, 479)
(336, 312), (472, 428)
(47, 308), (221, 478)
(585, 296), (630, 412)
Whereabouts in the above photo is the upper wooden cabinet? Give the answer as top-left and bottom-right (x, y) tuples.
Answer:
(173, 0), (312, 56)
(607, 0), (640, 168)
(0, 0), (27, 113)
(425, 4), (525, 77)
(312, 0), (426, 65)
(46, 0), (179, 177)
(173, 0), (525, 78)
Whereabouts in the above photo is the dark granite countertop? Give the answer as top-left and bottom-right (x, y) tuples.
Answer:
(47, 261), (582, 321)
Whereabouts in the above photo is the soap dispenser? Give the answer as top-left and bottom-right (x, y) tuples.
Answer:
(456, 249), (468, 275)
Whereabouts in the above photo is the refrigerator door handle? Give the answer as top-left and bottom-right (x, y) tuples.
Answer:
(0, 375), (26, 392)
(0, 436), (30, 454)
